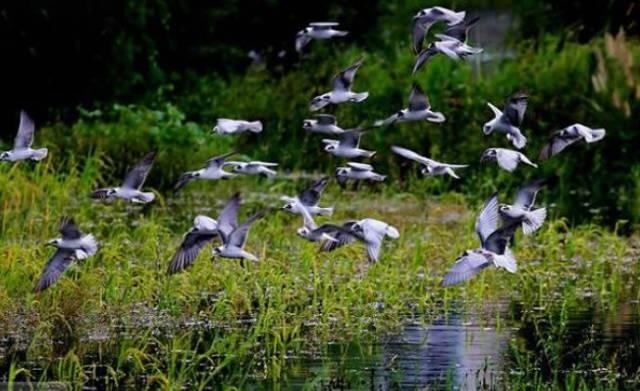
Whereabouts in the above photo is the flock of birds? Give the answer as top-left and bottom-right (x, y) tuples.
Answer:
(1, 6), (606, 292)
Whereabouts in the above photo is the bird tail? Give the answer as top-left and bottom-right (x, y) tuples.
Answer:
(78, 234), (99, 258)
(427, 111), (446, 123)
(334, 30), (349, 37)
(587, 128), (606, 143)
(385, 224), (400, 239)
(520, 154), (538, 168)
(135, 191), (156, 204)
(509, 131), (527, 149)
(494, 249), (517, 273)
(351, 92), (369, 103)
(523, 208), (547, 235)
(445, 167), (461, 179)
(262, 168), (277, 178)
(363, 150), (376, 158)
(318, 206), (334, 216)
(31, 148), (48, 161)
(247, 121), (263, 133)
(372, 174), (386, 182)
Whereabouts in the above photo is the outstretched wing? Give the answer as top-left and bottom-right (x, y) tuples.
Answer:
(35, 249), (76, 292)
(412, 45), (440, 75)
(122, 151), (156, 190)
(206, 151), (236, 169)
(314, 114), (337, 125)
(319, 221), (360, 251)
(217, 193), (241, 244)
(167, 230), (218, 275)
(440, 16), (479, 42)
(338, 129), (362, 148)
(443, 251), (492, 286)
(475, 192), (500, 244)
(332, 58), (364, 92)
(513, 179), (546, 211)
(483, 221), (520, 254)
(299, 176), (330, 207)
(503, 92), (528, 127)
(59, 217), (82, 240)
(14, 111), (35, 149)
(228, 210), (265, 248)
(538, 130), (580, 160)
(391, 145), (434, 166)
(408, 84), (430, 111)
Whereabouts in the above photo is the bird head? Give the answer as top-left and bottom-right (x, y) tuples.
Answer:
(480, 149), (497, 162)
(420, 166), (433, 176)
(212, 246), (223, 257)
(482, 121), (494, 135)
(335, 167), (348, 176)
(46, 238), (61, 247)
(296, 227), (310, 237)
(230, 164), (244, 172)
(324, 144), (337, 152)
(281, 203), (294, 212)
(302, 120), (314, 129)
(310, 94), (331, 111)
(499, 204), (511, 213)
(416, 9), (428, 17)
(0, 151), (11, 161)
(396, 110), (405, 118)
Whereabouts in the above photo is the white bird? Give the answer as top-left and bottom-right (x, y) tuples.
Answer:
(323, 129), (375, 159)
(212, 193), (265, 264)
(483, 92), (529, 149)
(174, 152), (236, 191)
(439, 16), (480, 43)
(391, 145), (468, 179)
(303, 114), (345, 135)
(224, 161), (278, 178)
(375, 83), (445, 126)
(296, 204), (349, 243)
(335, 162), (386, 187)
(213, 119), (263, 135)
(443, 193), (520, 286)
(295, 22), (348, 53)
(167, 215), (219, 275)
(36, 217), (99, 292)
(412, 6), (466, 53)
(310, 58), (369, 111)
(539, 123), (606, 160)
(91, 151), (156, 203)
(281, 176), (333, 216)
(320, 218), (400, 263)
(412, 35), (483, 74)
(480, 148), (537, 172)
(0, 111), (48, 162)
(499, 179), (547, 235)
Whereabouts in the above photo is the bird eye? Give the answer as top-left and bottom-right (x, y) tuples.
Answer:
(323, 95), (330, 100)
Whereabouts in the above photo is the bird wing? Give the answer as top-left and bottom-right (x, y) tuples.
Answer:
(503, 92), (528, 127)
(483, 221), (520, 254)
(513, 178), (546, 210)
(443, 251), (492, 286)
(299, 204), (317, 230)
(408, 83), (430, 111)
(412, 45), (440, 74)
(206, 151), (236, 169)
(167, 230), (218, 275)
(14, 111), (35, 149)
(440, 16), (479, 42)
(538, 130), (580, 160)
(217, 193), (241, 244)
(411, 20), (429, 54)
(309, 22), (339, 28)
(391, 145), (433, 166)
(227, 210), (265, 248)
(122, 151), (156, 190)
(298, 176), (330, 206)
(362, 224), (386, 263)
(314, 114), (337, 125)
(347, 162), (373, 171)
(247, 161), (278, 167)
(475, 192), (500, 244)
(495, 149), (519, 172)
(332, 58), (364, 92)
(338, 129), (362, 148)
(34, 249), (76, 292)
(59, 217), (82, 240)
(295, 33), (312, 53)
(319, 221), (361, 252)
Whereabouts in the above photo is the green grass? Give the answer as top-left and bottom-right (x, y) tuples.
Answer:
(0, 157), (638, 389)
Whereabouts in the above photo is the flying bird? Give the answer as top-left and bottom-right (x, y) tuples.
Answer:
(412, 35), (483, 74)
(335, 162), (386, 187)
(281, 176), (333, 216)
(174, 152), (236, 191)
(320, 218), (400, 263)
(412, 6), (466, 53)
(392, 145), (468, 179)
(538, 124), (606, 160)
(480, 148), (537, 172)
(322, 129), (375, 159)
(483, 92), (529, 149)
(440, 16), (480, 43)
(310, 58), (369, 111)
(443, 194), (520, 286)
(295, 22), (348, 53)
(213, 119), (263, 135)
(167, 215), (219, 275)
(224, 161), (278, 178)
(35, 217), (98, 292)
(499, 179), (547, 235)
(0, 111), (48, 162)
(91, 151), (156, 203)
(375, 84), (445, 126)
(303, 114), (345, 135)
(212, 193), (265, 263)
